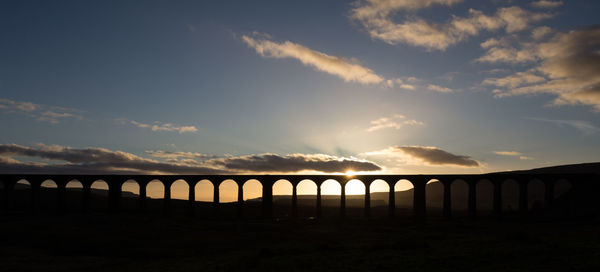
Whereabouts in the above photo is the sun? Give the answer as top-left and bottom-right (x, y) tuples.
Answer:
(345, 170), (355, 177)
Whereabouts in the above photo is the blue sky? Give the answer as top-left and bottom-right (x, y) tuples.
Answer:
(1, 0), (599, 177)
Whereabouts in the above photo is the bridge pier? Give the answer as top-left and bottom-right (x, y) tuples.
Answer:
(82, 183), (91, 213)
(364, 184), (371, 218)
(57, 182), (66, 215)
(519, 180), (528, 216)
(188, 184), (195, 216)
(493, 180), (502, 217)
(388, 186), (395, 217)
(163, 183), (171, 215)
(213, 185), (220, 217)
(468, 181), (477, 218)
(316, 185), (322, 218)
(237, 184), (243, 218)
(262, 179), (273, 219)
(292, 184), (298, 218)
(340, 183), (346, 218)
(442, 180), (451, 219)
(138, 182), (146, 213)
(413, 179), (426, 220)
(108, 182), (121, 213)
(544, 180), (555, 207)
(31, 181), (40, 214)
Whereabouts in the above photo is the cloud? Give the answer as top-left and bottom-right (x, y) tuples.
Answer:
(0, 144), (382, 174)
(531, 0), (563, 9)
(427, 84), (454, 93)
(483, 26), (600, 111)
(350, 1), (552, 51)
(123, 119), (198, 134)
(493, 150), (533, 160)
(528, 118), (600, 135)
(145, 150), (217, 160)
(0, 98), (83, 124)
(366, 114), (424, 132)
(241, 33), (453, 93)
(208, 153), (381, 173)
(242, 34), (384, 84)
(363, 145), (479, 167)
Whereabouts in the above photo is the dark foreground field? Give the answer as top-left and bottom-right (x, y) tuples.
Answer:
(1, 212), (599, 272)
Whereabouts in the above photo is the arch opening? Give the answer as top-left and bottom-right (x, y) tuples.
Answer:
(501, 179), (519, 214)
(296, 179), (317, 218)
(528, 179), (545, 211)
(554, 179), (572, 199)
(425, 179), (442, 217)
(218, 179), (238, 203)
(346, 179), (365, 217)
(451, 179), (469, 215)
(121, 180), (140, 212)
(14, 179), (32, 210)
(195, 179), (214, 202)
(395, 179), (415, 217)
(369, 179), (389, 217)
(90, 180), (109, 211)
(39, 180), (58, 212)
(170, 179), (189, 200)
(65, 180), (84, 212)
(476, 179), (494, 215)
(273, 179), (293, 218)
(321, 179), (341, 217)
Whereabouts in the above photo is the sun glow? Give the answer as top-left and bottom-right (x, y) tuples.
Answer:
(345, 170), (355, 177)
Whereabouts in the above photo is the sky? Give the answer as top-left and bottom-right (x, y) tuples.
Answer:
(1, 0), (599, 196)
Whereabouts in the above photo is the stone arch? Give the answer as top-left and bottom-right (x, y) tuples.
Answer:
(476, 179), (494, 214)
(242, 179), (262, 201)
(554, 179), (572, 199)
(369, 179), (389, 217)
(451, 179), (469, 214)
(528, 178), (545, 211)
(501, 179), (519, 213)
(218, 179), (238, 203)
(273, 179), (293, 218)
(296, 179), (317, 218)
(346, 179), (365, 217)
(39, 179), (58, 212)
(146, 180), (165, 199)
(120, 180), (140, 212)
(41, 179), (58, 188)
(65, 180), (84, 212)
(121, 180), (140, 195)
(394, 179), (414, 215)
(425, 179), (442, 216)
(170, 179), (189, 200)
(195, 179), (213, 202)
(320, 179), (341, 217)
(14, 179), (32, 210)
(90, 180), (109, 211)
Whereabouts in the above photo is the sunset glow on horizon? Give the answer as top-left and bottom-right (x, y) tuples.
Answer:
(1, 0), (599, 201)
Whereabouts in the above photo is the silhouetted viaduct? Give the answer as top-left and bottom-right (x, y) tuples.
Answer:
(0, 174), (597, 219)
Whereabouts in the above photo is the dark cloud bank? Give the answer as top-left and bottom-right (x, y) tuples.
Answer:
(0, 144), (381, 174)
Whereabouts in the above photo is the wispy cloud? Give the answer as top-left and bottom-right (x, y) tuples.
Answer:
(363, 145), (479, 167)
(482, 26), (600, 111)
(242, 34), (384, 84)
(427, 84), (454, 93)
(0, 144), (382, 174)
(528, 118), (600, 135)
(350, 1), (552, 51)
(117, 118), (198, 134)
(531, 0), (563, 9)
(493, 150), (533, 160)
(366, 114), (423, 132)
(0, 98), (83, 124)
